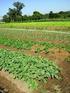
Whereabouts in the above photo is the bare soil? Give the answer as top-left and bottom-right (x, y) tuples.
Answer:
(0, 70), (31, 93)
(0, 44), (18, 51)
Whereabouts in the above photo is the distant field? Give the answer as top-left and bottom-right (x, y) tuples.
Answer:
(0, 21), (70, 31)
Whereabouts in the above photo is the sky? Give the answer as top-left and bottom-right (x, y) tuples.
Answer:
(0, 0), (70, 16)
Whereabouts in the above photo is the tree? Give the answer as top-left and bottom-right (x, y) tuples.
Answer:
(49, 11), (54, 19)
(3, 1), (25, 22)
(53, 13), (60, 18)
(22, 15), (28, 21)
(3, 15), (10, 22)
(32, 11), (42, 20)
(13, 2), (25, 16)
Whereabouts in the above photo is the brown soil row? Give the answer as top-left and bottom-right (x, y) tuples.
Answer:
(0, 70), (31, 93)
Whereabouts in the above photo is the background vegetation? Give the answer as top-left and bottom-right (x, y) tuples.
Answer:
(2, 1), (70, 22)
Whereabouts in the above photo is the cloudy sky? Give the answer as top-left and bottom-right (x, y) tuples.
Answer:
(0, 0), (70, 16)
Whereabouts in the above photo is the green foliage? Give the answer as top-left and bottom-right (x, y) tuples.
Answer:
(3, 2), (25, 22)
(56, 43), (70, 53)
(35, 47), (44, 53)
(0, 22), (70, 29)
(65, 56), (70, 62)
(13, 1), (25, 11)
(0, 49), (60, 89)
(0, 37), (35, 49)
(2, 0), (70, 22)
(49, 11), (60, 19)
(42, 42), (54, 49)
(32, 11), (42, 20)
(0, 27), (70, 52)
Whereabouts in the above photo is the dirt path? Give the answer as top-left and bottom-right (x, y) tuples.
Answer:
(0, 70), (31, 93)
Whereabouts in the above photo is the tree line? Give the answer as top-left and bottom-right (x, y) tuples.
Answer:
(3, 1), (70, 22)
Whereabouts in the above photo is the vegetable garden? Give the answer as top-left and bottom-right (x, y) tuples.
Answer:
(0, 23), (70, 93)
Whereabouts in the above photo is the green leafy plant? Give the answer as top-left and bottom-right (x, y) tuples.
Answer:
(65, 56), (70, 62)
(0, 49), (60, 89)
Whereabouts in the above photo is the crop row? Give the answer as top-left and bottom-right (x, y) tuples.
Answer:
(0, 22), (70, 30)
(0, 28), (70, 41)
(0, 28), (70, 52)
(0, 49), (60, 89)
(0, 36), (70, 53)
